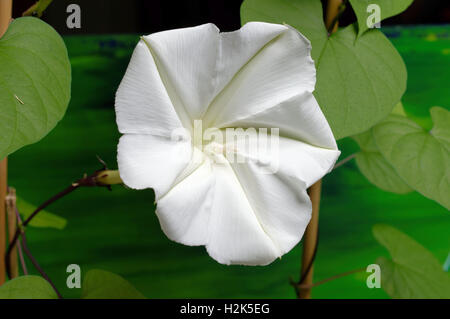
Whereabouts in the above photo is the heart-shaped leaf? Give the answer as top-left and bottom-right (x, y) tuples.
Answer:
(0, 276), (58, 299)
(349, 0), (414, 36)
(353, 130), (412, 193)
(372, 107), (450, 209)
(0, 17), (71, 159)
(373, 224), (450, 299)
(81, 269), (146, 299)
(315, 25), (406, 139)
(241, 0), (406, 140)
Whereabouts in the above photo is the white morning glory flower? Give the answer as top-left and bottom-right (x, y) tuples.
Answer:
(115, 22), (340, 266)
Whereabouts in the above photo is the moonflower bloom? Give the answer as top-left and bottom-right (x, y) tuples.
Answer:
(115, 22), (340, 265)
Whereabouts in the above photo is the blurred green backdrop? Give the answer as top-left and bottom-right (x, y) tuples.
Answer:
(8, 25), (450, 298)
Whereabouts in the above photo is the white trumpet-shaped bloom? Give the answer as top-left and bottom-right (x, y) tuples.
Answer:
(115, 22), (340, 265)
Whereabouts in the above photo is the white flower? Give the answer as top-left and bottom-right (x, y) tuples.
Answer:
(115, 22), (340, 265)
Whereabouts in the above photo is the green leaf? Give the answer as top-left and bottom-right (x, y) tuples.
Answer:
(241, 0), (407, 140)
(353, 130), (413, 193)
(314, 25), (406, 140)
(81, 269), (146, 299)
(373, 224), (450, 299)
(372, 107), (450, 209)
(349, 0), (414, 36)
(0, 17), (71, 159)
(429, 107), (450, 151)
(241, 0), (328, 62)
(0, 276), (58, 299)
(16, 196), (67, 229)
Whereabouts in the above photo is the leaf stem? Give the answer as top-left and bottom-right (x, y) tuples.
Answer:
(298, 180), (322, 298)
(295, 0), (348, 299)
(4, 157), (122, 298)
(5, 167), (118, 278)
(15, 208), (28, 275)
(292, 267), (365, 290)
(22, 0), (54, 18)
(333, 153), (356, 169)
(20, 231), (62, 298)
(0, 158), (7, 285)
(326, 0), (347, 35)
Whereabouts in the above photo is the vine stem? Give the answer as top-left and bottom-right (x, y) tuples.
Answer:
(297, 267), (365, 289)
(3, 162), (122, 301)
(0, 160), (6, 285)
(22, 231), (63, 298)
(298, 180), (322, 298)
(326, 0), (344, 34)
(296, 0), (344, 299)
(0, 0), (13, 286)
(5, 168), (122, 280)
(6, 188), (18, 278)
(334, 153), (356, 170)
(15, 208), (28, 275)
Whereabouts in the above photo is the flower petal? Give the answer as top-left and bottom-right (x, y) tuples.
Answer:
(229, 159), (313, 260)
(222, 92), (338, 150)
(212, 22), (288, 97)
(203, 25), (316, 128)
(142, 24), (220, 122)
(117, 134), (192, 198)
(115, 41), (183, 136)
(156, 156), (214, 246)
(227, 134), (340, 188)
(206, 160), (280, 265)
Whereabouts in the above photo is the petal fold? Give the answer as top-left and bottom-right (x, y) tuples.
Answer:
(142, 24), (220, 122)
(204, 25), (316, 129)
(117, 134), (191, 198)
(156, 156), (214, 246)
(115, 41), (183, 136)
(206, 160), (280, 265)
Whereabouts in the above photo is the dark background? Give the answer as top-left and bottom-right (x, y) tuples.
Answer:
(12, 0), (450, 35)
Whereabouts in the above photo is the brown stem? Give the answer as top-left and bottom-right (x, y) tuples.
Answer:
(296, 0), (343, 299)
(20, 232), (62, 298)
(15, 208), (28, 275)
(333, 153), (356, 170)
(0, 0), (12, 287)
(325, 0), (344, 34)
(6, 188), (18, 278)
(0, 159), (7, 285)
(5, 166), (121, 280)
(298, 180), (322, 298)
(23, 184), (80, 228)
(298, 267), (365, 289)
(22, 0), (54, 18)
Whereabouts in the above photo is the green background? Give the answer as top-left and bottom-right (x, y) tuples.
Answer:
(8, 25), (450, 298)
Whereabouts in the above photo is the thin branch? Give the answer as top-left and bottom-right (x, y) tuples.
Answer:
(327, 0), (348, 35)
(5, 184), (79, 278)
(6, 188), (18, 278)
(23, 183), (80, 228)
(15, 208), (27, 275)
(21, 232), (62, 298)
(295, 267), (366, 289)
(333, 153), (356, 170)
(5, 158), (122, 281)
(22, 0), (54, 18)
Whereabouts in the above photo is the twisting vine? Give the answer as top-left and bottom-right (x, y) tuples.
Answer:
(4, 158), (122, 297)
